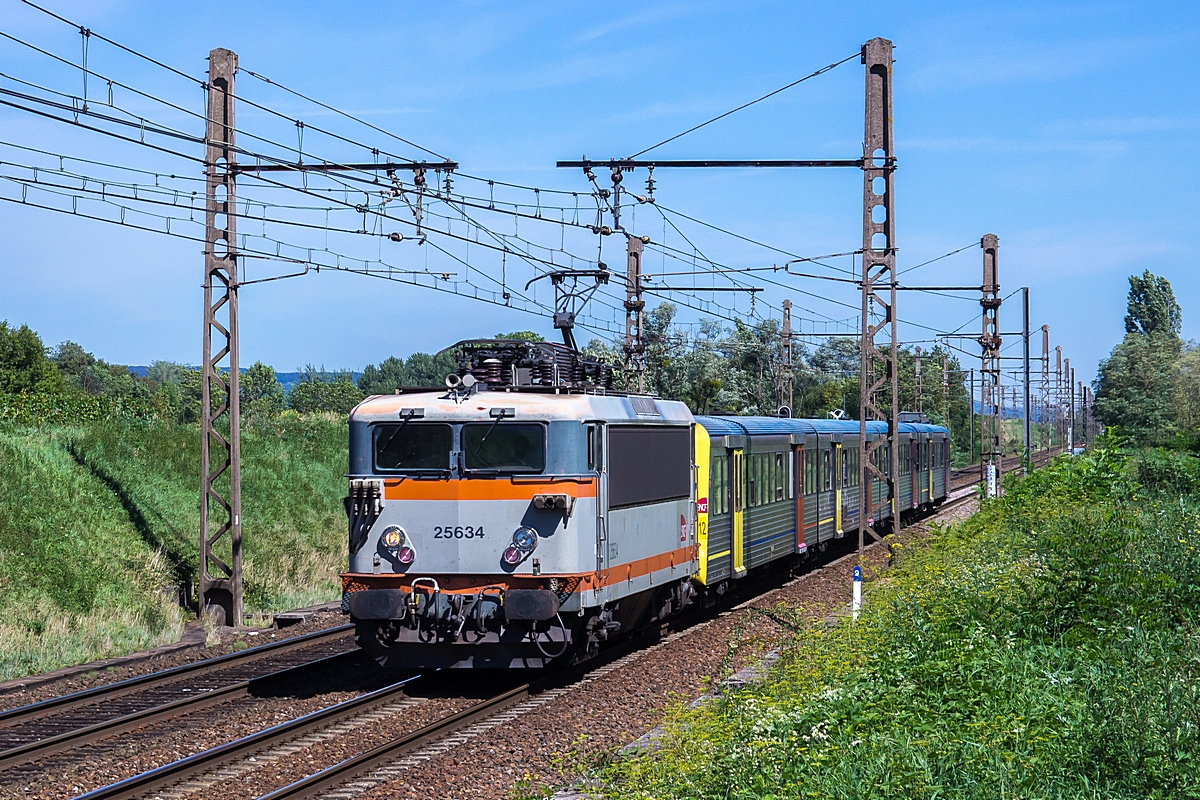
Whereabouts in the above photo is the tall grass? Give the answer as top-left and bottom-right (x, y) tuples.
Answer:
(593, 447), (1200, 799)
(0, 427), (184, 679)
(67, 413), (349, 610)
(0, 414), (348, 681)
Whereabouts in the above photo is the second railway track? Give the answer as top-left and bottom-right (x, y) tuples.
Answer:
(0, 625), (354, 772)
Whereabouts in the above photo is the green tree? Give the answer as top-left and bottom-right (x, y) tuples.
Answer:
(241, 362), (285, 415)
(1096, 271), (1184, 446)
(358, 356), (407, 395)
(1094, 333), (1177, 446)
(0, 322), (65, 395)
(1125, 270), (1182, 340)
(51, 340), (96, 382)
(287, 380), (363, 414)
(146, 360), (189, 386)
(403, 351), (457, 387)
(494, 330), (545, 342)
(1171, 343), (1200, 446)
(288, 367), (362, 415)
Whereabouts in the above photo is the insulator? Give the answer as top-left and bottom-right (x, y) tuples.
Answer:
(483, 358), (503, 384)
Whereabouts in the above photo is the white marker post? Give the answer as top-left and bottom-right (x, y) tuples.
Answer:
(852, 564), (862, 620)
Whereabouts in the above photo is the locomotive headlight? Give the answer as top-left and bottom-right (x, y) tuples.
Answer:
(381, 526), (406, 553)
(512, 526), (538, 554)
(396, 546), (415, 565)
(502, 546), (524, 566)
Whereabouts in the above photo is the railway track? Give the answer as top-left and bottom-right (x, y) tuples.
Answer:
(261, 492), (989, 800)
(67, 492), (987, 800)
(950, 447), (1062, 491)
(0, 625), (354, 773)
(12, 464), (1013, 800)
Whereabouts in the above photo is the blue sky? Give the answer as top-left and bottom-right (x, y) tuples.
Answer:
(1, 0), (1197, 389)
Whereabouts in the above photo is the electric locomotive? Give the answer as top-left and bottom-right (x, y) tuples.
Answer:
(341, 339), (950, 668)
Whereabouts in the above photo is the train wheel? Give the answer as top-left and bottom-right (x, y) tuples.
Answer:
(354, 619), (405, 669)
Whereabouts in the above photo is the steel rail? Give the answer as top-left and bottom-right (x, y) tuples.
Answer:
(0, 624), (352, 730)
(74, 672), (429, 800)
(0, 649), (358, 772)
(257, 684), (530, 800)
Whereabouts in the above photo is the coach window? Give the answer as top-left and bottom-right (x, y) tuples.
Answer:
(750, 453), (757, 507)
(805, 449), (817, 496)
(822, 449), (832, 491)
(713, 454), (727, 515)
(759, 453), (768, 506)
(720, 455), (728, 515)
(775, 452), (786, 501)
(754, 453), (763, 507)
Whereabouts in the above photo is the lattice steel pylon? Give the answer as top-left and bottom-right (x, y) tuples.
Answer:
(199, 48), (242, 627)
(979, 234), (1001, 497)
(858, 37), (900, 557)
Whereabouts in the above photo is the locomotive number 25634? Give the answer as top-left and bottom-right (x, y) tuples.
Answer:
(433, 526), (485, 539)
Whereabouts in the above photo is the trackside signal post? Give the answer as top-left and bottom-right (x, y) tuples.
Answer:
(857, 37), (901, 563)
(624, 235), (646, 392)
(200, 48), (243, 626)
(979, 234), (1001, 497)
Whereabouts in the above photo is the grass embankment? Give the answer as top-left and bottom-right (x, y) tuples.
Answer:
(592, 448), (1200, 799)
(0, 414), (347, 681)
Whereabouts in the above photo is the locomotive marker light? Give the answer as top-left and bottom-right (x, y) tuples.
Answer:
(504, 526), (539, 566)
(533, 493), (575, 515)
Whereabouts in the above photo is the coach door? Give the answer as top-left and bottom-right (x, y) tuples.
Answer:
(927, 439), (935, 501)
(793, 443), (804, 551)
(732, 449), (746, 578)
(834, 442), (843, 537)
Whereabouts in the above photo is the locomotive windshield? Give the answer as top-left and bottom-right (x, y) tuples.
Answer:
(462, 423), (545, 473)
(374, 423), (452, 472)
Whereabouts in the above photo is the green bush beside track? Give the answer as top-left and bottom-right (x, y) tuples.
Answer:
(592, 448), (1200, 799)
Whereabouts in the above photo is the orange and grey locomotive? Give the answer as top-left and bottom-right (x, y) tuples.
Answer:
(341, 340), (950, 668)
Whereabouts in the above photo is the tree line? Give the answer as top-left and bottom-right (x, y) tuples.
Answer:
(0, 310), (975, 457)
